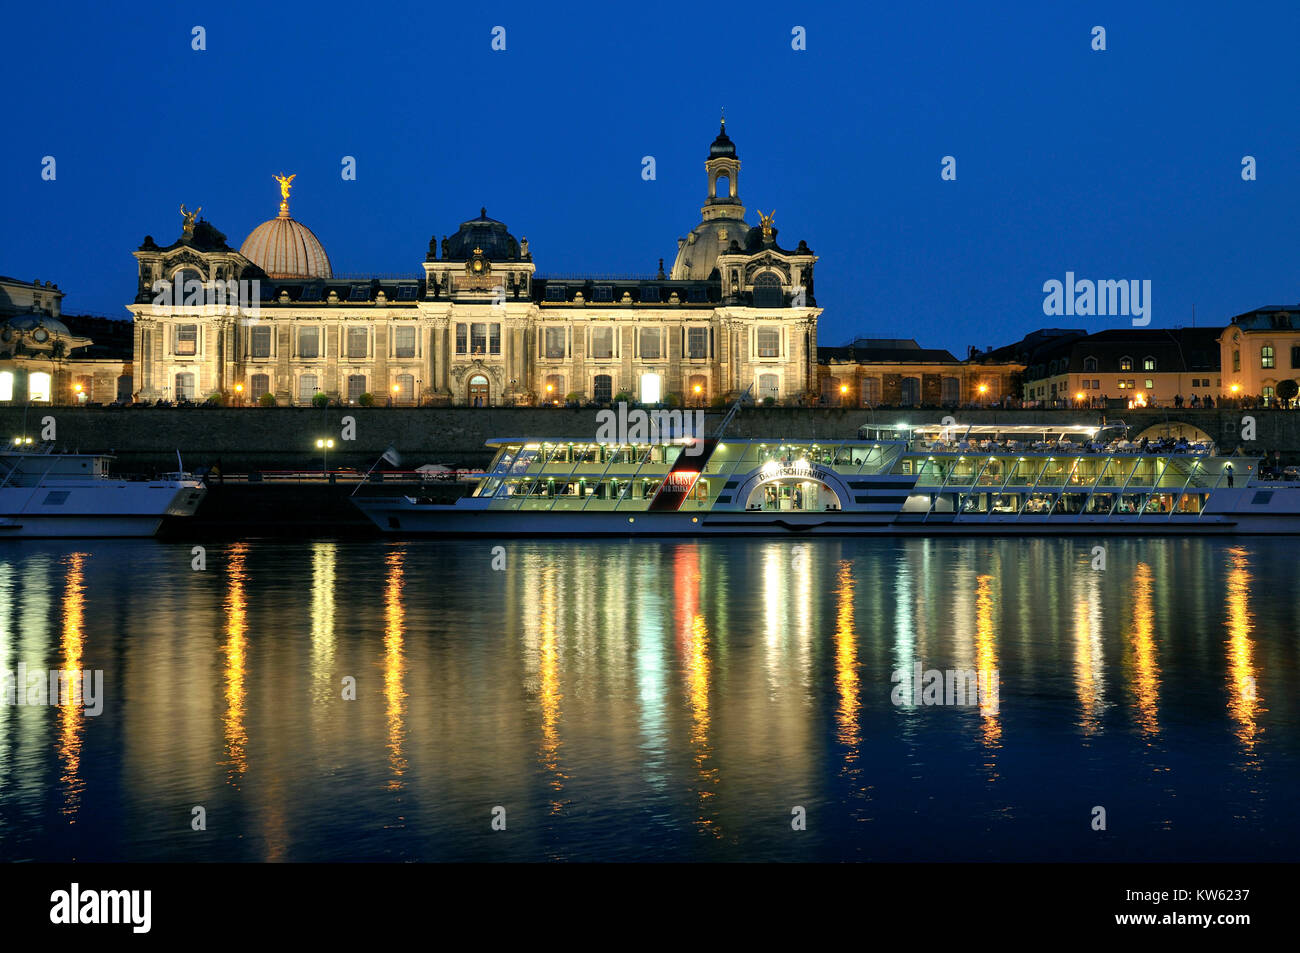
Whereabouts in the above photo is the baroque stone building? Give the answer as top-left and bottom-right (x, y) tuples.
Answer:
(127, 123), (820, 407)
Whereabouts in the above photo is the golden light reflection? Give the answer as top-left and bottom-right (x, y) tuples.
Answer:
(221, 543), (249, 784)
(1073, 571), (1105, 736)
(537, 566), (566, 812)
(675, 547), (719, 836)
(1128, 562), (1161, 739)
(833, 560), (860, 760)
(1225, 547), (1262, 757)
(57, 552), (87, 820)
(974, 573), (1001, 750)
(310, 542), (337, 701)
(384, 548), (407, 791)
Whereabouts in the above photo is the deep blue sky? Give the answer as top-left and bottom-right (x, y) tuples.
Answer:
(4, 0), (1299, 353)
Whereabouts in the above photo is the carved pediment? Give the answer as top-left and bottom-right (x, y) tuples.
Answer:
(450, 359), (503, 387)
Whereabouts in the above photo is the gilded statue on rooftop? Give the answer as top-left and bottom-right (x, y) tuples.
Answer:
(274, 173), (296, 213)
(179, 204), (201, 237)
(758, 209), (775, 241)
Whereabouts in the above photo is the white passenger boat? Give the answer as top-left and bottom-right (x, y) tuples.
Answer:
(353, 422), (1300, 536)
(0, 444), (205, 538)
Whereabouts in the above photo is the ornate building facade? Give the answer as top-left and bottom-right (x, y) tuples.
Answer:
(127, 123), (821, 407)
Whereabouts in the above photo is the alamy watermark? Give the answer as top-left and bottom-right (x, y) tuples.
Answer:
(2, 664), (104, 715)
(595, 403), (705, 457)
(150, 275), (261, 319)
(890, 662), (999, 709)
(1042, 272), (1151, 326)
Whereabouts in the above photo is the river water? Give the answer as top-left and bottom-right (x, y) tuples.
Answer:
(0, 537), (1295, 861)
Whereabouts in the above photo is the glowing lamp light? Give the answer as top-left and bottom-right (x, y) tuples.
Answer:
(978, 384), (988, 394)
(1075, 392), (1085, 401)
(693, 384), (702, 393)
(1231, 384), (1241, 394)
(840, 384), (848, 394)
(74, 383), (83, 393)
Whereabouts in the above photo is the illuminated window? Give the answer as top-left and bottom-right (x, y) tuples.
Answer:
(591, 326), (614, 360)
(544, 327), (566, 359)
(298, 326), (320, 359)
(1119, 356), (1133, 371)
(298, 374), (318, 403)
(687, 326), (708, 359)
(175, 324), (198, 356)
(393, 325), (416, 359)
(250, 374), (270, 400)
(1262, 345), (1275, 368)
(1143, 356), (1156, 371)
(28, 372), (52, 402)
(251, 325), (272, 358)
(0, 371), (13, 401)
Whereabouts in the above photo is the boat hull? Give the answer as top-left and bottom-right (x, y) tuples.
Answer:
(353, 498), (1300, 537)
(0, 482), (206, 539)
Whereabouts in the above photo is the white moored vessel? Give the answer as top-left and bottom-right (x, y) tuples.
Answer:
(0, 443), (206, 538)
(353, 422), (1300, 537)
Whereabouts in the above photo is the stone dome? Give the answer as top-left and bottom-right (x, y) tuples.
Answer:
(240, 208), (332, 279)
(670, 217), (753, 280)
(0, 312), (91, 352)
(440, 209), (524, 261)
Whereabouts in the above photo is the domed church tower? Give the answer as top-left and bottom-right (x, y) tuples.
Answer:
(670, 116), (752, 281)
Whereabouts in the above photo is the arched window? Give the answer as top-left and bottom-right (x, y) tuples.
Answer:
(687, 374), (708, 405)
(394, 373), (414, 404)
(752, 273), (783, 309)
(544, 374), (565, 402)
(900, 377), (921, 406)
(821, 377), (841, 406)
(758, 373), (779, 402)
(861, 376), (881, 406)
(250, 374), (270, 401)
(298, 374), (319, 404)
(1083, 356), (1098, 372)
(593, 374), (612, 404)
(1119, 356), (1133, 372)
(941, 377), (960, 405)
(714, 173), (730, 199)
(347, 374), (366, 403)
(1143, 356), (1156, 371)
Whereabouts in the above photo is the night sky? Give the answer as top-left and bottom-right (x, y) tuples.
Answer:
(4, 0), (1299, 353)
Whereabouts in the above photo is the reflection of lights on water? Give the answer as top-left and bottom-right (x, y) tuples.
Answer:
(310, 542), (337, 699)
(384, 548), (407, 790)
(222, 544), (249, 784)
(834, 561), (860, 760)
(1225, 547), (1262, 759)
(1129, 563), (1160, 739)
(58, 552), (87, 821)
(974, 574), (1001, 750)
(537, 567), (566, 813)
(1072, 571), (1105, 736)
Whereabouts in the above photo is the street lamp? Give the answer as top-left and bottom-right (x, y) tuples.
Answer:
(234, 382), (244, 407)
(316, 438), (335, 475)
